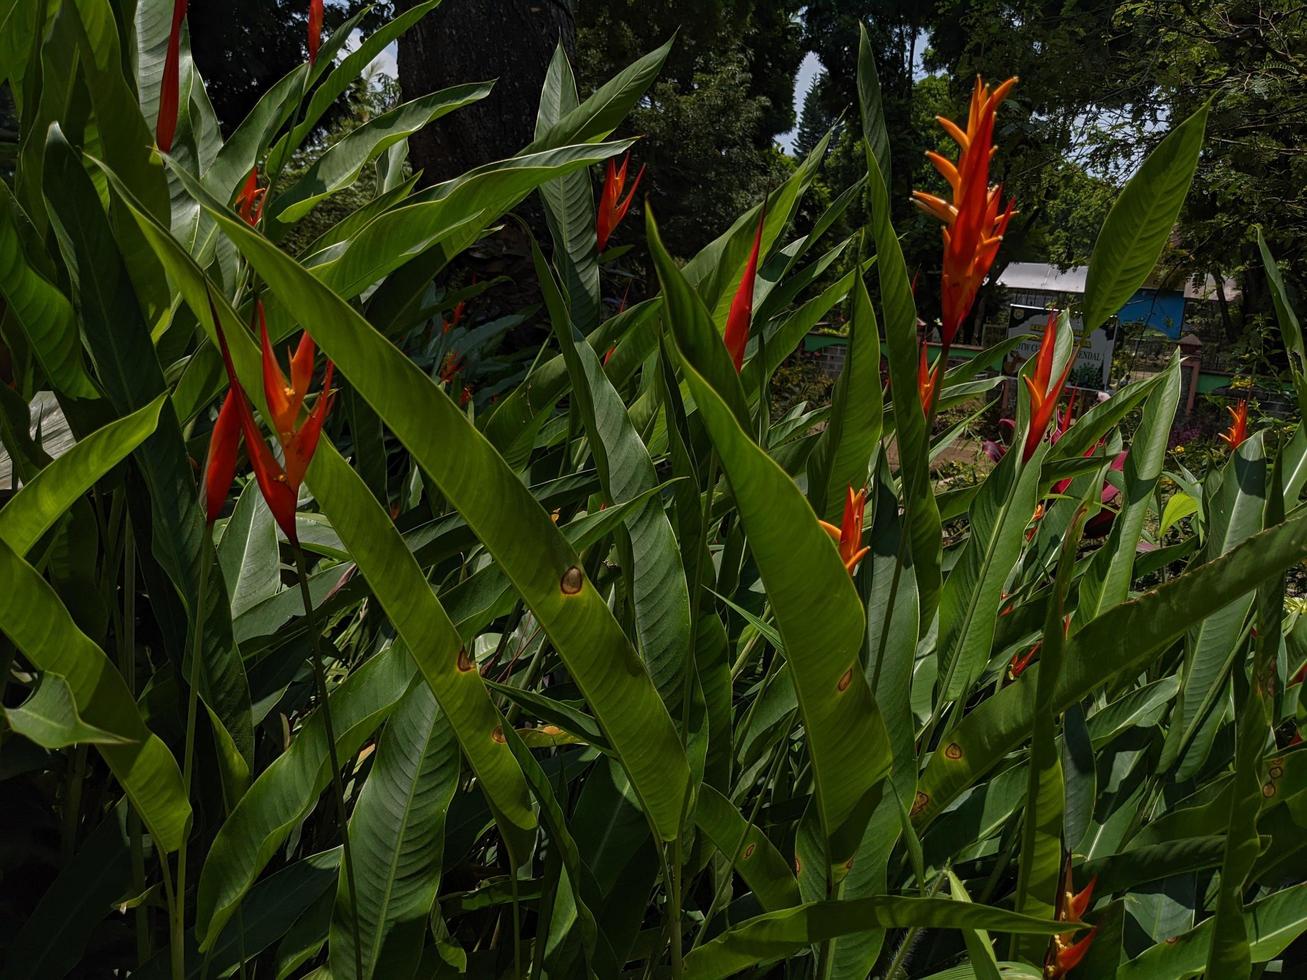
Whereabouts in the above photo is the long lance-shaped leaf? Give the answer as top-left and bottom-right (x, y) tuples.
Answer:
(102, 165), (538, 860)
(271, 82), (493, 224)
(937, 438), (1045, 705)
(826, 459), (922, 980)
(683, 896), (1073, 980)
(694, 785), (801, 912)
(1014, 507), (1086, 960)
(45, 134), (253, 790)
(196, 646), (414, 948)
(0, 182), (96, 397)
(3, 672), (133, 749)
(858, 45), (942, 624)
(526, 35), (673, 153)
(330, 679), (460, 980)
(1076, 352), (1181, 622)
(807, 263), (882, 522)
(913, 510), (1307, 826)
(1257, 227), (1307, 422)
(1082, 103), (1208, 331)
(1205, 460), (1286, 979)
(1161, 432), (1266, 776)
(536, 44), (601, 335)
(0, 396), (164, 554)
(260, 0), (444, 178)
(216, 482), (282, 619)
(1119, 884), (1307, 980)
(0, 535), (189, 850)
(532, 237), (690, 708)
(657, 212), (891, 871)
(857, 25), (892, 186)
(197, 199), (691, 841)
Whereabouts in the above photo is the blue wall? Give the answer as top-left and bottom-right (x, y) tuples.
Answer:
(1117, 289), (1186, 339)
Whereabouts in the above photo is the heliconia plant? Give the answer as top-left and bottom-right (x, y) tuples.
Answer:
(1, 5), (1306, 980)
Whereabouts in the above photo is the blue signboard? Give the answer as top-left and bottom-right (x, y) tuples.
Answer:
(1117, 289), (1186, 339)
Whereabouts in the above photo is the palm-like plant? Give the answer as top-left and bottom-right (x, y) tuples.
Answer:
(0, 4), (1305, 980)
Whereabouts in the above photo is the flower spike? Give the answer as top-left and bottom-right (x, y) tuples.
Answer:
(1047, 928), (1097, 978)
(156, 0), (188, 153)
(1218, 400), (1249, 451)
(235, 167), (267, 226)
(308, 0), (323, 66)
(724, 204), (766, 372)
(818, 486), (870, 575)
(596, 151), (646, 252)
(912, 76), (1018, 353)
(203, 390), (241, 526)
(918, 343), (942, 414)
(1022, 313), (1073, 462)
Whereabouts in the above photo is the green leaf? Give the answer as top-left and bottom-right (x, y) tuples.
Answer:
(0, 396), (164, 554)
(263, 0), (444, 176)
(665, 250), (892, 870)
(1206, 458), (1286, 979)
(527, 36), (673, 152)
(0, 535), (190, 850)
(106, 162), (539, 865)
(197, 198), (691, 843)
(532, 236), (691, 708)
(536, 44), (602, 335)
(807, 266), (882, 522)
(914, 511), (1307, 826)
(47, 138), (254, 788)
(858, 44), (941, 624)
(1082, 104), (1208, 331)
(1257, 226), (1307, 421)
(856, 25), (891, 186)
(1119, 884), (1307, 979)
(217, 481), (283, 619)
(331, 679), (460, 980)
(684, 896), (1071, 980)
(272, 83), (493, 224)
(937, 441), (1045, 705)
(196, 646), (414, 948)
(694, 785), (801, 912)
(1077, 353), (1181, 622)
(1162, 432), (1267, 777)
(3, 672), (133, 748)
(0, 182), (97, 397)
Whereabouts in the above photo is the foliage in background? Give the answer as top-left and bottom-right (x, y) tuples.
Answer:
(1, 4), (1307, 980)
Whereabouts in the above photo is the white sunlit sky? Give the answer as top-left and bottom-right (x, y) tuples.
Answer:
(352, 36), (824, 158)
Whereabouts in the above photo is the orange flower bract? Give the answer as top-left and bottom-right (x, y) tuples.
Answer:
(913, 76), (1018, 351)
(818, 486), (870, 575)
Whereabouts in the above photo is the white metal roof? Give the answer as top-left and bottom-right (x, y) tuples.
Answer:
(997, 262), (1088, 293)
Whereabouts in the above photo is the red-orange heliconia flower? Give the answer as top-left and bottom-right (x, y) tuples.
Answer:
(235, 167), (267, 226)
(308, 0), (324, 66)
(818, 486), (870, 575)
(918, 343), (942, 414)
(439, 352), (463, 384)
(203, 390), (241, 526)
(156, 0), (188, 153)
(1047, 928), (1097, 978)
(724, 205), (766, 373)
(912, 77), (1018, 353)
(460, 385), (473, 408)
(595, 151), (645, 252)
(1022, 313), (1073, 462)
(1009, 640), (1040, 679)
(1219, 400), (1249, 451)
(211, 298), (334, 544)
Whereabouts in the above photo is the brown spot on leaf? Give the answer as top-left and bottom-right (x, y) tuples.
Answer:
(491, 726), (506, 744)
(911, 791), (929, 816)
(1269, 764), (1284, 779)
(560, 566), (584, 595)
(837, 667), (853, 692)
(742, 843), (756, 860)
(945, 742), (963, 760)
(456, 648), (475, 672)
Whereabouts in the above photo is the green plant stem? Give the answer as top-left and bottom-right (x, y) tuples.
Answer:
(293, 543), (364, 980)
(173, 548), (209, 980)
(668, 837), (684, 980)
(883, 869), (946, 979)
(510, 865), (522, 979)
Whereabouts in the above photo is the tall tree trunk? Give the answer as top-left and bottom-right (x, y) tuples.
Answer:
(396, 0), (575, 186)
